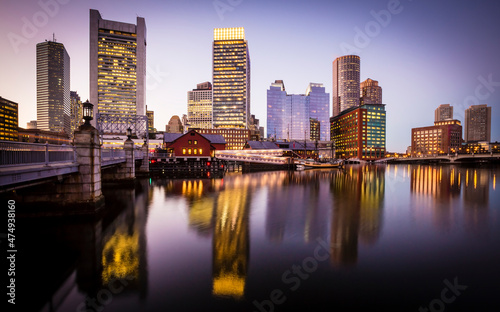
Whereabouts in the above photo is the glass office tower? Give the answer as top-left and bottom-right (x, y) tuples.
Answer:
(212, 27), (250, 129)
(307, 83), (330, 141)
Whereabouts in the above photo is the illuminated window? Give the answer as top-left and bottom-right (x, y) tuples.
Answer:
(188, 149), (192, 154)
(182, 148), (186, 154)
(188, 140), (192, 144)
(199, 148), (203, 154)
(194, 140), (198, 145)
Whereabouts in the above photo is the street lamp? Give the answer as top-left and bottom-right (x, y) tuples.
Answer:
(82, 100), (93, 126)
(126, 127), (132, 140)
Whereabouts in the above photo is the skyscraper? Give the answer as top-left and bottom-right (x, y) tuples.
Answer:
(89, 9), (146, 129)
(306, 83), (330, 141)
(267, 80), (287, 140)
(332, 55), (360, 117)
(70, 91), (82, 137)
(434, 104), (453, 122)
(464, 104), (491, 142)
(212, 27), (250, 129)
(360, 78), (382, 105)
(36, 40), (70, 134)
(266, 81), (329, 141)
(188, 82), (213, 129)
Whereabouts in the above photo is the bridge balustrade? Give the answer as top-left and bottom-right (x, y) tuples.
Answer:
(0, 141), (75, 166)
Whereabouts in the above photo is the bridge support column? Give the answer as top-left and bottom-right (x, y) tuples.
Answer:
(136, 142), (149, 176)
(102, 138), (135, 185)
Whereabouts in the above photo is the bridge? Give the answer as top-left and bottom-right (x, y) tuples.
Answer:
(0, 124), (149, 213)
(387, 153), (500, 163)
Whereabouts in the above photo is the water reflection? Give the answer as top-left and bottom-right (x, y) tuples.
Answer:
(409, 165), (493, 235)
(330, 165), (385, 266)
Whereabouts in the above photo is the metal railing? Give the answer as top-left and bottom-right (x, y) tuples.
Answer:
(0, 141), (145, 167)
(0, 141), (75, 166)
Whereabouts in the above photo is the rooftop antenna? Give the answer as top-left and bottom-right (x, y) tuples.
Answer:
(53, 33), (56, 42)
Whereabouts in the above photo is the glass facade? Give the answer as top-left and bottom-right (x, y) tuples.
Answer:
(307, 83), (330, 141)
(333, 55), (360, 117)
(36, 41), (70, 134)
(267, 81), (329, 141)
(266, 81), (287, 140)
(212, 27), (250, 129)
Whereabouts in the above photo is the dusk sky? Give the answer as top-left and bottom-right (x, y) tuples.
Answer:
(1, 0), (499, 152)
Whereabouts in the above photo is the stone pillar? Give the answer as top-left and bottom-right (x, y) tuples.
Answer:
(136, 141), (150, 176)
(122, 138), (136, 180)
(71, 124), (104, 205)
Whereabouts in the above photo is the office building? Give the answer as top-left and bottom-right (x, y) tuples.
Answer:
(18, 128), (70, 144)
(36, 40), (70, 134)
(70, 91), (82, 137)
(0, 96), (18, 141)
(212, 27), (250, 129)
(188, 82), (213, 129)
(435, 104), (453, 122)
(331, 104), (386, 160)
(197, 128), (251, 150)
(332, 55), (360, 117)
(266, 80), (287, 140)
(464, 104), (491, 142)
(360, 78), (382, 105)
(89, 9), (146, 129)
(266, 81), (329, 141)
(411, 120), (462, 156)
(306, 83), (330, 141)
(146, 109), (155, 132)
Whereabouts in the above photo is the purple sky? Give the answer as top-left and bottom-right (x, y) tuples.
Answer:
(1, 0), (499, 152)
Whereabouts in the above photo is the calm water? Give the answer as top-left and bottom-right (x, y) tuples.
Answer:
(15, 164), (500, 311)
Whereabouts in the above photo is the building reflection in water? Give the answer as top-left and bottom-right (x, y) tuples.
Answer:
(265, 171), (331, 243)
(409, 165), (491, 235)
(329, 165), (385, 266)
(99, 180), (149, 300)
(156, 176), (251, 300)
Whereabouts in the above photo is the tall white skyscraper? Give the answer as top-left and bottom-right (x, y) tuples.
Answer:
(36, 40), (70, 134)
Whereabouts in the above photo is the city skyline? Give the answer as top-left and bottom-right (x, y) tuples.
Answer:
(1, 0), (499, 151)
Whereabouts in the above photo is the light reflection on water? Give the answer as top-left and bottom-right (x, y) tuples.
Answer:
(23, 164), (500, 312)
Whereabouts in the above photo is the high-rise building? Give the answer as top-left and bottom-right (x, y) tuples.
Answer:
(435, 104), (453, 122)
(146, 109), (155, 131)
(464, 104), (491, 143)
(411, 120), (462, 156)
(36, 40), (70, 134)
(89, 9), (146, 129)
(266, 80), (287, 140)
(306, 83), (330, 141)
(331, 104), (386, 160)
(188, 82), (213, 129)
(360, 78), (382, 105)
(332, 55), (360, 117)
(70, 91), (82, 137)
(0, 96), (18, 141)
(266, 81), (329, 141)
(212, 27), (250, 129)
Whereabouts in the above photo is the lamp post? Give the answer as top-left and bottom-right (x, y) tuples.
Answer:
(82, 100), (93, 126)
(126, 127), (132, 141)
